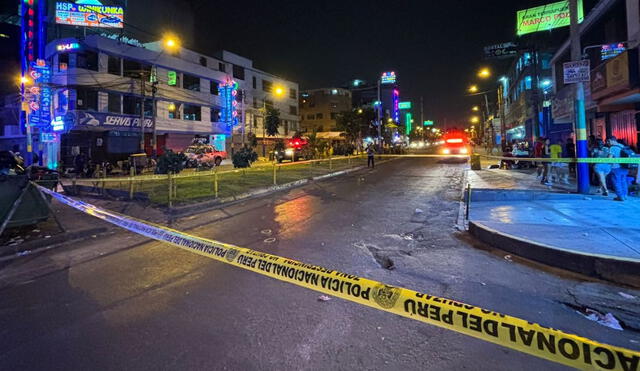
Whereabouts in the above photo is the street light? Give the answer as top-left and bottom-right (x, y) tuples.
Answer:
(162, 34), (180, 51)
(468, 85), (479, 93)
(274, 86), (284, 96)
(477, 67), (491, 79)
(470, 116), (480, 124)
(472, 106), (479, 112)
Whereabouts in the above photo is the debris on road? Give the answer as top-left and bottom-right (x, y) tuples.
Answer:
(414, 208), (423, 214)
(581, 309), (623, 331)
(504, 255), (512, 262)
(317, 295), (331, 302)
(618, 292), (636, 300)
(260, 229), (272, 236)
(263, 237), (276, 244)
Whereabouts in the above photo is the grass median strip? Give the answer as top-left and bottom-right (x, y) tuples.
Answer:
(98, 157), (368, 205)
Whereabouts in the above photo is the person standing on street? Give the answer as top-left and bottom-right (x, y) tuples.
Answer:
(366, 144), (375, 168)
(607, 136), (630, 201)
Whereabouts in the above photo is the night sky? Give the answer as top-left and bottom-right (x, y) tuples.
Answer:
(135, 0), (596, 126)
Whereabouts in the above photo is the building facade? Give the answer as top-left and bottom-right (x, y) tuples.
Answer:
(33, 35), (298, 167)
(551, 0), (640, 148)
(299, 88), (352, 133)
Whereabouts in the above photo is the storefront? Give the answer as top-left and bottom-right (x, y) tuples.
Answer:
(591, 48), (640, 149)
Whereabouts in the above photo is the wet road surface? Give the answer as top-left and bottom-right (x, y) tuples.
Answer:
(1, 158), (638, 370)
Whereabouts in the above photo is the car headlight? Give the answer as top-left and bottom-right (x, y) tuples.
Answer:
(285, 149), (294, 155)
(460, 147), (468, 154)
(442, 148), (450, 155)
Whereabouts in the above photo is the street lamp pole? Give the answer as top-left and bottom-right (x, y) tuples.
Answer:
(139, 72), (146, 153)
(570, 0), (589, 194)
(376, 78), (382, 152)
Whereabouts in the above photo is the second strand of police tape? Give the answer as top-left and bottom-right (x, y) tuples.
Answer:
(38, 186), (640, 371)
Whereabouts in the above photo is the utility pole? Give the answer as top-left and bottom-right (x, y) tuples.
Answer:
(498, 84), (507, 151)
(376, 78), (382, 152)
(420, 96), (424, 142)
(139, 72), (146, 154)
(570, 0), (589, 194)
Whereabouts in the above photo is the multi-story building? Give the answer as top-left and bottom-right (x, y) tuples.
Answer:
(551, 0), (639, 148)
(34, 35), (298, 167)
(299, 88), (352, 133)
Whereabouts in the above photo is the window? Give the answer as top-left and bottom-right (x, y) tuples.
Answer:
(144, 99), (153, 118)
(183, 74), (200, 91)
(107, 56), (121, 75)
(167, 71), (179, 86)
(233, 65), (245, 80)
(252, 76), (257, 89)
(122, 59), (142, 78)
(253, 97), (258, 108)
(316, 113), (323, 119)
(306, 114), (314, 120)
(76, 89), (98, 111)
(183, 104), (201, 121)
(210, 107), (221, 122)
(330, 112), (337, 120)
(199, 57), (207, 67)
(289, 106), (297, 115)
(284, 121), (289, 135)
(262, 79), (273, 93)
(218, 62), (226, 72)
(168, 102), (181, 119)
(107, 93), (121, 113)
(58, 53), (69, 72)
(122, 95), (140, 115)
(289, 88), (297, 99)
(76, 51), (98, 71)
(525, 76), (532, 90)
(210, 81), (219, 95)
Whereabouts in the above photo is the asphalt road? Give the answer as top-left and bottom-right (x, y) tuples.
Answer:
(1, 158), (638, 370)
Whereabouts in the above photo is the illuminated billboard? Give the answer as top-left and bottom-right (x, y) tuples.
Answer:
(381, 71), (396, 84)
(55, 2), (124, 28)
(516, 0), (583, 36)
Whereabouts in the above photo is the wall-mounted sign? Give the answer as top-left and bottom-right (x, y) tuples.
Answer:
(563, 60), (590, 84)
(423, 120), (434, 126)
(516, 0), (583, 36)
(398, 101), (411, 109)
(381, 71), (396, 84)
(219, 79), (239, 127)
(51, 117), (65, 131)
(601, 43), (626, 61)
(167, 71), (177, 86)
(55, 2), (124, 28)
(56, 42), (80, 52)
(28, 60), (52, 127)
(484, 42), (518, 59)
(392, 89), (400, 123)
(405, 113), (412, 135)
(75, 111), (153, 129)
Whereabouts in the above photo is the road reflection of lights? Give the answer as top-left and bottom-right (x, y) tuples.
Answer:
(275, 195), (318, 237)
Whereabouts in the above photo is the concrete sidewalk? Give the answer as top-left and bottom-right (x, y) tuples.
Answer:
(465, 166), (640, 287)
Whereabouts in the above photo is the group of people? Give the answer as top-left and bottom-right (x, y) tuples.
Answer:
(501, 136), (637, 201)
(589, 136), (636, 201)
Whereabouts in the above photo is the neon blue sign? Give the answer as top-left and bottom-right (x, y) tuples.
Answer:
(219, 79), (239, 128)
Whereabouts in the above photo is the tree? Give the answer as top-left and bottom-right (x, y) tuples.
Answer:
(265, 107), (281, 137)
(247, 132), (258, 148)
(336, 108), (376, 146)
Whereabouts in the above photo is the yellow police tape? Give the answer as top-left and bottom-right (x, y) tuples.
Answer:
(476, 154), (640, 164)
(37, 185), (640, 371)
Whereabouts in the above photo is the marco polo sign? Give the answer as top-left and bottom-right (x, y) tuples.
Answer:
(516, 0), (583, 36)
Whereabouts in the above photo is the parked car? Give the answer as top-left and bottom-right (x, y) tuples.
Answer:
(184, 144), (227, 168)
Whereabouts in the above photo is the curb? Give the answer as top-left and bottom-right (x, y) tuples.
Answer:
(168, 165), (367, 217)
(0, 227), (109, 261)
(468, 221), (640, 288)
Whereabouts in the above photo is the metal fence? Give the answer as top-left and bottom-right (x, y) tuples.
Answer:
(64, 155), (371, 206)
